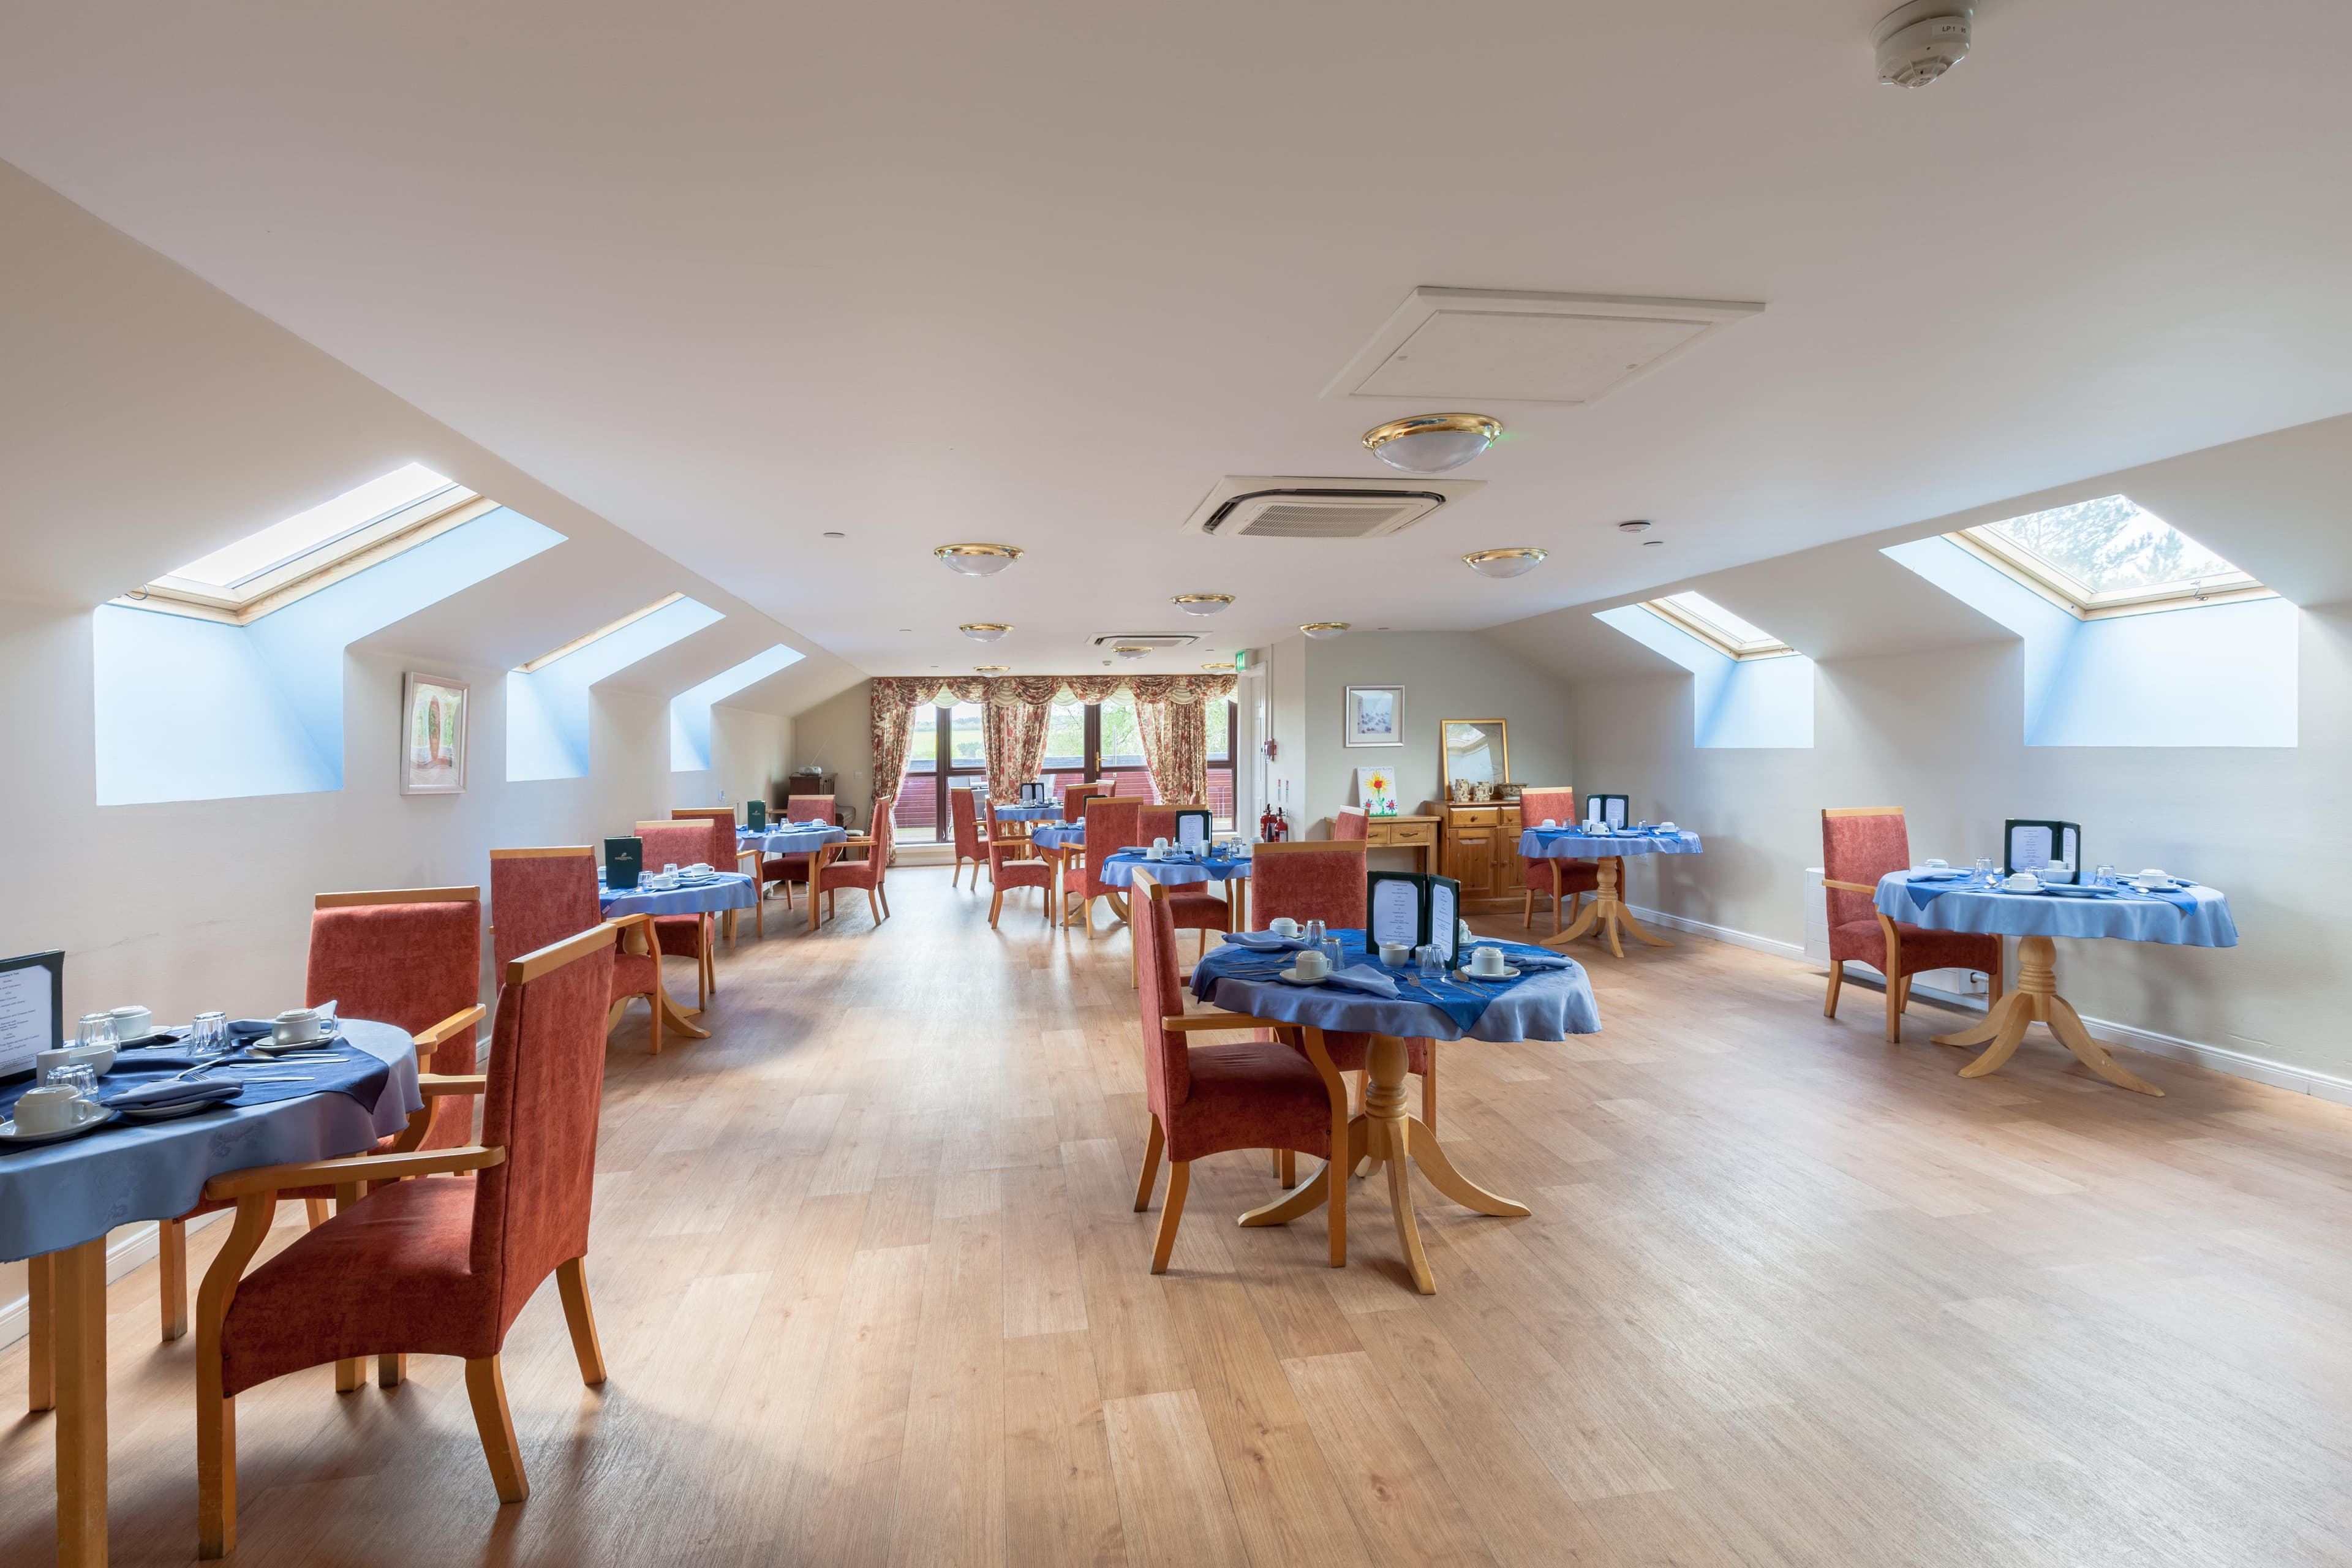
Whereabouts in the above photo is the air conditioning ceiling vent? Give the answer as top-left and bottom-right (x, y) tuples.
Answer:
(1181, 475), (1483, 538)
(1090, 632), (1199, 650)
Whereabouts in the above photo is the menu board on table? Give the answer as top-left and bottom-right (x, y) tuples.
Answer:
(1586, 793), (1630, 829)
(0, 951), (64, 1080)
(605, 837), (644, 891)
(1174, 809), (1211, 852)
(2005, 820), (2081, 884)
(1364, 873), (1463, 962)
(745, 798), (767, 832)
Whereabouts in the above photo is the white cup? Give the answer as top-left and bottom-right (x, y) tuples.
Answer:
(1539, 818), (1559, 829)
(1379, 941), (1412, 967)
(110, 1005), (154, 1041)
(2138, 868), (2169, 882)
(1924, 859), (1948, 870)
(688, 862), (712, 875)
(273, 1008), (327, 1046)
(42, 1043), (116, 1077)
(12, 1086), (85, 1134)
(1268, 918), (1300, 939)
(2003, 872), (2040, 892)
(1470, 946), (1507, 977)
(1293, 949), (1330, 981)
(1657, 821), (1677, 832)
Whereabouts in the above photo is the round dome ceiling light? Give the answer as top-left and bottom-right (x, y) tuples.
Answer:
(1873, 1), (1971, 88)
(933, 543), (1023, 576)
(1202, 662), (1235, 672)
(1300, 622), (1351, 640)
(1616, 519), (1651, 535)
(973, 665), (1009, 673)
(1171, 594), (1234, 616)
(1362, 413), (1502, 474)
(1461, 548), (1548, 579)
(959, 622), (1011, 643)
(1114, 644), (1152, 660)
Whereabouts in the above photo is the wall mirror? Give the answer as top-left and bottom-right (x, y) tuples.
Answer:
(1439, 718), (1509, 793)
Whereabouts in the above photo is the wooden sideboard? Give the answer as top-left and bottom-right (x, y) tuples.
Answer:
(1362, 813), (1439, 874)
(1439, 802), (1523, 907)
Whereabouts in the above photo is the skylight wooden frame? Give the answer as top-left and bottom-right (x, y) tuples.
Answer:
(1946, 527), (2275, 621)
(516, 593), (688, 673)
(119, 490), (495, 625)
(1637, 597), (1796, 661)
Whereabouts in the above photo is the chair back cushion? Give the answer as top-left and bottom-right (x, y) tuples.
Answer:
(635, 820), (710, 872)
(1332, 808), (1369, 842)
(1061, 785), (1105, 823)
(1084, 798), (1144, 895)
(488, 851), (600, 974)
(1251, 843), (1367, 930)
(1822, 809), (1911, 929)
(1518, 787), (1576, 830)
(787, 794), (835, 824)
(1132, 881), (1188, 1120)
(673, 807), (737, 870)
(472, 934), (616, 1335)
(950, 787), (981, 857)
(309, 895), (483, 1144)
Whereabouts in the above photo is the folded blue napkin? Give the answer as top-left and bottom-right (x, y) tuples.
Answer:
(1221, 931), (1308, 951)
(110, 1049), (206, 1071)
(1322, 965), (1400, 997)
(228, 1019), (276, 1039)
(105, 1078), (244, 1110)
(1501, 950), (1575, 971)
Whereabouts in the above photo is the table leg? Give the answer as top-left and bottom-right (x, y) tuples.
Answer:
(619, 916), (709, 1040)
(54, 1236), (108, 1566)
(807, 845), (837, 935)
(1541, 858), (1667, 957)
(1932, 935), (2161, 1095)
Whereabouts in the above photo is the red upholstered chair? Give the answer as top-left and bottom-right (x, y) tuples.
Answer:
(674, 806), (760, 941)
(194, 923), (619, 1555)
(489, 846), (673, 1054)
(950, 785), (987, 888)
(1248, 840), (1436, 1155)
(1822, 807), (2005, 1043)
(1077, 797), (1144, 925)
(764, 794), (837, 905)
(636, 820), (719, 1007)
(816, 797), (893, 925)
(1333, 807), (1370, 842)
(1517, 786), (1600, 936)
(1129, 874), (1349, 1272)
(1136, 802), (1231, 962)
(1062, 783), (1107, 822)
(984, 801), (1052, 927)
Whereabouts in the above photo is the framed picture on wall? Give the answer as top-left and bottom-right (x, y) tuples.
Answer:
(1345, 684), (1404, 747)
(401, 673), (470, 795)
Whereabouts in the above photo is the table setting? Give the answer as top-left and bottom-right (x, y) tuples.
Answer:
(990, 801), (1065, 823)
(597, 864), (758, 918)
(738, 822), (849, 853)
(1029, 821), (1086, 850)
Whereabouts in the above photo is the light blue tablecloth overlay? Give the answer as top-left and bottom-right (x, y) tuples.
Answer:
(1099, 851), (1253, 889)
(1520, 829), (1703, 859)
(1874, 872), (2237, 948)
(1192, 932), (1601, 1044)
(599, 871), (760, 917)
(1029, 823), (1087, 850)
(993, 803), (1066, 822)
(1, 1019), (424, 1262)
(740, 824), (848, 853)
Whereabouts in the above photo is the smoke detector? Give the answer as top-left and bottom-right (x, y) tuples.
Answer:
(1874, 2), (1971, 88)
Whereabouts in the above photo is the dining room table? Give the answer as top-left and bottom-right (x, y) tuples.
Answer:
(738, 823), (850, 933)
(1872, 868), (2237, 1095)
(1, 1019), (424, 1566)
(1520, 824), (1704, 957)
(1094, 844), (1254, 929)
(1186, 927), (1600, 1295)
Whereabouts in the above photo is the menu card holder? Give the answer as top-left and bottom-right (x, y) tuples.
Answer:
(1585, 794), (1630, 829)
(745, 798), (767, 832)
(0, 949), (64, 1082)
(1173, 809), (1212, 852)
(2004, 820), (2081, 884)
(605, 837), (645, 891)
(1365, 872), (1463, 963)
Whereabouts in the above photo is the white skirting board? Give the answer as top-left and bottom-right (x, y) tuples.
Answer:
(0, 1209), (230, 1353)
(1624, 900), (2352, 1109)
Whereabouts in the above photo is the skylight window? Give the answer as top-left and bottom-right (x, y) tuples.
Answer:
(1639, 591), (1795, 660)
(1951, 494), (2270, 618)
(129, 463), (486, 622)
(517, 594), (687, 673)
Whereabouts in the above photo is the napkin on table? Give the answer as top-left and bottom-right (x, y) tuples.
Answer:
(1323, 966), (1399, 997)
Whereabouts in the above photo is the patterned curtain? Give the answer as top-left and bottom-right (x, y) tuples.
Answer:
(868, 676), (989, 815)
(983, 680), (1058, 800)
(1129, 675), (1234, 804)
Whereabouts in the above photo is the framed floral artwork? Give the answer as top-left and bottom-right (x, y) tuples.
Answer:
(1344, 684), (1403, 747)
(1355, 764), (1400, 816)
(401, 673), (470, 795)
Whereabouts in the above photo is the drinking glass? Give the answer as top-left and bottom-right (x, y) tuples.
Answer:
(75, 1012), (117, 1049)
(1320, 936), (1344, 974)
(663, 863), (679, 876)
(43, 1063), (100, 1102)
(2094, 864), (2116, 887)
(1973, 856), (1996, 886)
(1417, 944), (1446, 981)
(1303, 919), (1327, 949)
(189, 1011), (229, 1057)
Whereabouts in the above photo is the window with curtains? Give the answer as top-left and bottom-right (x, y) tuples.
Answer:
(894, 701), (987, 842)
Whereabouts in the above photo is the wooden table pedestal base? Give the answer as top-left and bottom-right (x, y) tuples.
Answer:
(1930, 934), (2162, 1096)
(1237, 1032), (1525, 1294)
(1542, 857), (1670, 959)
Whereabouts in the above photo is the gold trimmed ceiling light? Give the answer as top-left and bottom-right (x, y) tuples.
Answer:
(1171, 593), (1234, 616)
(973, 664), (1009, 673)
(1461, 548), (1548, 579)
(958, 622), (1011, 642)
(1300, 622), (1351, 640)
(1362, 413), (1502, 474)
(1113, 644), (1152, 660)
(933, 542), (1023, 576)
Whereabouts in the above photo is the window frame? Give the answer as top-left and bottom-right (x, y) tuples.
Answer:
(1637, 594), (1796, 660)
(905, 695), (1239, 836)
(1947, 522), (2274, 621)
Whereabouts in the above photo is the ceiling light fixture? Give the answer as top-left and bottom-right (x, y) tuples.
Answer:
(1874, 1), (1972, 88)
(1300, 622), (1351, 640)
(1642, 539), (1665, 548)
(1362, 413), (1503, 474)
(1461, 548), (1548, 579)
(933, 543), (1023, 576)
(973, 665), (1009, 673)
(1171, 594), (1234, 616)
(959, 622), (1011, 643)
(1616, 519), (1651, 535)
(1202, 662), (1235, 672)
(823, 530), (845, 538)
(1114, 644), (1152, 660)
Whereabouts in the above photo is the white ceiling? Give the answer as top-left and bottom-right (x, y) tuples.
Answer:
(4, 1), (2351, 684)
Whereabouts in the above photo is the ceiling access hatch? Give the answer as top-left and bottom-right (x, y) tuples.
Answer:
(1090, 633), (1200, 650)
(1326, 287), (1765, 405)
(1180, 475), (1484, 539)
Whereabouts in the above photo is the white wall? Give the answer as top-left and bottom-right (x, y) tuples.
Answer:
(1565, 606), (2352, 1091)
(788, 679), (874, 829)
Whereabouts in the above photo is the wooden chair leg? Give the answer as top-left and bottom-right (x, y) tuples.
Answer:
(1885, 971), (1903, 1044)
(160, 1216), (189, 1342)
(1897, 974), (1913, 1014)
(867, 887), (881, 923)
(304, 1196), (331, 1228)
(556, 1257), (608, 1385)
(1521, 889), (1534, 929)
(1150, 1161), (1190, 1273)
(989, 886), (1005, 927)
(1824, 960), (1844, 1019)
(465, 1356), (530, 1504)
(1278, 1148), (1296, 1187)
(1133, 1116), (1164, 1211)
(878, 882), (890, 917)
(378, 1353), (407, 1388)
(649, 990), (663, 1055)
(26, 1250), (54, 1412)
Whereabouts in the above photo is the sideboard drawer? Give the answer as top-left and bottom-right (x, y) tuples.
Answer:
(1449, 807), (1500, 827)
(1370, 820), (1438, 847)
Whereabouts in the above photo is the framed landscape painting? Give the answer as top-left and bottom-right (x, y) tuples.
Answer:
(1345, 684), (1403, 747)
(401, 673), (470, 795)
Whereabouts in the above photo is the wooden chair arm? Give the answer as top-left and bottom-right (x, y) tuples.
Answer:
(418, 1072), (488, 1098)
(1161, 1013), (1292, 1032)
(203, 1144), (505, 1202)
(1822, 879), (1879, 894)
(411, 1003), (487, 1050)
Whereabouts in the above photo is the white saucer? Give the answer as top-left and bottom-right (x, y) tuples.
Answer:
(1276, 967), (1329, 986)
(0, 1102), (118, 1147)
(1454, 965), (1522, 982)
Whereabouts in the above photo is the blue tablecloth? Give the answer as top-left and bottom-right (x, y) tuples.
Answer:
(0, 1019), (423, 1262)
(599, 871), (759, 917)
(739, 824), (848, 853)
(993, 802), (1065, 822)
(1191, 931), (1601, 1044)
(1099, 851), (1252, 889)
(1030, 823), (1087, 850)
(1874, 872), (2237, 948)
(1520, 828), (1704, 859)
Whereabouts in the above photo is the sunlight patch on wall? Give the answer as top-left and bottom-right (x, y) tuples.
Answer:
(670, 644), (805, 772)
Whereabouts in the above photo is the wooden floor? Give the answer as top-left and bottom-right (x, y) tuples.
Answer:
(9, 868), (2352, 1566)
